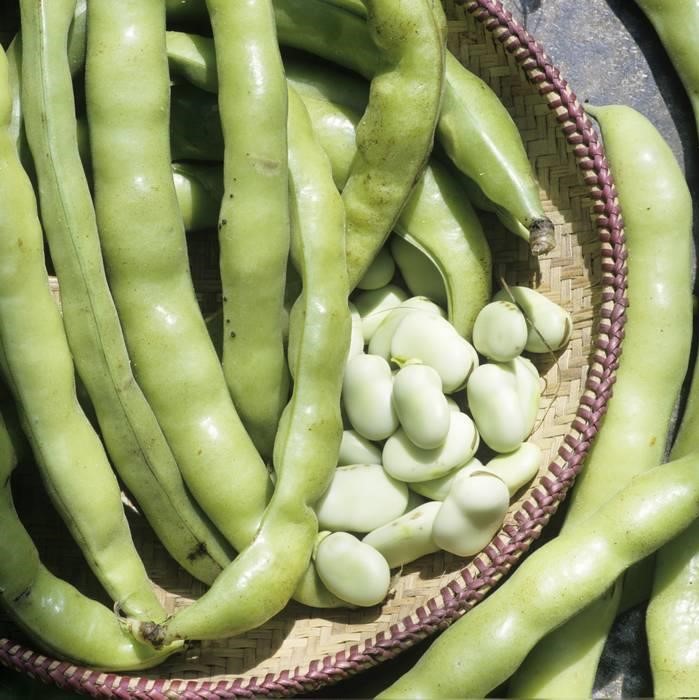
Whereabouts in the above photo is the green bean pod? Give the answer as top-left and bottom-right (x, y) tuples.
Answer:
(646, 348), (699, 697)
(206, 0), (290, 460)
(377, 450), (699, 699)
(338, 0), (445, 288)
(85, 0), (272, 554)
(508, 104), (694, 699)
(2, 32), (163, 620)
(0, 409), (182, 671)
(19, 0), (232, 588)
(130, 88), (349, 644)
(632, 0), (699, 141)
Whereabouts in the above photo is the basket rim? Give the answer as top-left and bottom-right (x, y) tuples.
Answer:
(0, 0), (628, 697)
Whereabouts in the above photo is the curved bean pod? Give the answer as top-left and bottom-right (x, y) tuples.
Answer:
(85, 0), (272, 554)
(3, 29), (164, 620)
(509, 104), (693, 698)
(338, 0), (445, 289)
(207, 0), (290, 460)
(130, 88), (349, 644)
(632, 0), (699, 141)
(0, 409), (181, 671)
(646, 347), (699, 698)
(377, 451), (699, 699)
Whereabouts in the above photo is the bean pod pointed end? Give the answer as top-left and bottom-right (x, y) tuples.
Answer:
(528, 217), (556, 256)
(121, 616), (169, 649)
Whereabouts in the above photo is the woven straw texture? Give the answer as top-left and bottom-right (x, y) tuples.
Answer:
(0, 0), (627, 697)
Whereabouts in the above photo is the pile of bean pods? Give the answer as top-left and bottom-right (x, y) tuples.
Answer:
(2, 0), (697, 696)
(0, 0), (567, 670)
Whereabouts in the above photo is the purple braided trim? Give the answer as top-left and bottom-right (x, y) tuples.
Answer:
(0, 1), (627, 697)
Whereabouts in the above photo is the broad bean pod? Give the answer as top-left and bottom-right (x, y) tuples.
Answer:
(509, 104), (693, 698)
(85, 0), (272, 554)
(130, 88), (349, 644)
(329, 0), (446, 289)
(377, 450), (699, 699)
(0, 407), (181, 671)
(646, 334), (699, 698)
(15, 0), (167, 619)
(632, 0), (699, 141)
(164, 0), (554, 253)
(206, 0), (290, 461)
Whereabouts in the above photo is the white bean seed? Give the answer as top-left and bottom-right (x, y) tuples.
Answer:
(382, 411), (479, 483)
(315, 532), (391, 607)
(315, 464), (409, 533)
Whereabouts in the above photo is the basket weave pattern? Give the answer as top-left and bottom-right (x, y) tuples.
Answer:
(0, 0), (627, 697)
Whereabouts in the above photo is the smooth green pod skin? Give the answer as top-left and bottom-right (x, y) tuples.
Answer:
(315, 464), (409, 533)
(390, 160), (492, 339)
(485, 442), (541, 496)
(298, 0), (552, 254)
(509, 105), (694, 699)
(632, 0), (699, 142)
(17, 0), (172, 619)
(409, 457), (484, 502)
(382, 411), (479, 483)
(493, 286), (572, 354)
(389, 235), (447, 308)
(362, 501), (441, 568)
(314, 532), (391, 607)
(392, 364), (450, 450)
(390, 311), (478, 393)
(357, 246), (396, 291)
(432, 471), (510, 557)
(163, 0), (552, 253)
(368, 298), (445, 362)
(0, 413), (181, 671)
(7, 0), (85, 176)
(338, 430), (382, 466)
(342, 354), (399, 441)
(134, 88), (350, 644)
(166, 30), (219, 93)
(323, 0), (446, 290)
(472, 301), (528, 362)
(207, 0), (291, 461)
(647, 354), (699, 697)
(86, 0), (272, 554)
(378, 452), (699, 699)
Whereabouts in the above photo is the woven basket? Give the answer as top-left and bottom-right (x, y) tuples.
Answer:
(0, 0), (627, 696)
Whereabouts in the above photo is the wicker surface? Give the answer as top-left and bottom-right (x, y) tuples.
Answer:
(0, 0), (627, 697)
